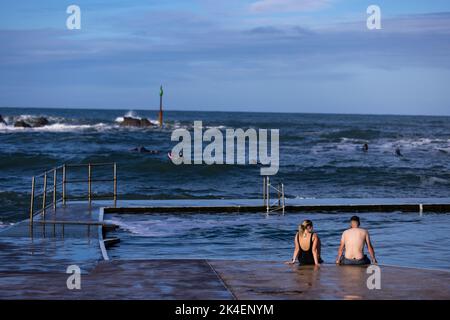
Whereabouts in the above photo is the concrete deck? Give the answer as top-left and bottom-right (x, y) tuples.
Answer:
(0, 201), (106, 273)
(210, 261), (450, 300)
(0, 260), (449, 299)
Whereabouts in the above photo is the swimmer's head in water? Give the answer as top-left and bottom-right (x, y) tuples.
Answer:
(299, 219), (313, 236)
(350, 215), (360, 227)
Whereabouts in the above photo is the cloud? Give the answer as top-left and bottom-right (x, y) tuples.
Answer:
(249, 0), (331, 14)
(321, 12), (450, 34)
(2, 12), (450, 73)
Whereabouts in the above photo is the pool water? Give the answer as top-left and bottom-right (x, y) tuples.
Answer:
(105, 212), (450, 270)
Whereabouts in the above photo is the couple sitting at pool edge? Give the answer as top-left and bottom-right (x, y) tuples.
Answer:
(286, 216), (378, 266)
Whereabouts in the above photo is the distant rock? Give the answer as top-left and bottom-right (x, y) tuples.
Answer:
(140, 118), (152, 127)
(14, 120), (31, 128)
(30, 117), (49, 127)
(120, 117), (141, 127)
(0, 115), (6, 125)
(13, 116), (49, 128)
(120, 117), (155, 128)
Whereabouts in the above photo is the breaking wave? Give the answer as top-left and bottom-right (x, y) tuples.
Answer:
(0, 111), (167, 132)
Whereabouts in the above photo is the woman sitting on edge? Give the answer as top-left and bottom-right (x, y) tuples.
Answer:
(286, 220), (323, 266)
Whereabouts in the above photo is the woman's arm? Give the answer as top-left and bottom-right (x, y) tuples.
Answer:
(312, 233), (320, 265)
(285, 233), (299, 264)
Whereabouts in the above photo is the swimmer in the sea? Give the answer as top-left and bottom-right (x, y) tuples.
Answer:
(130, 146), (159, 154)
(362, 143), (368, 152)
(395, 147), (403, 157)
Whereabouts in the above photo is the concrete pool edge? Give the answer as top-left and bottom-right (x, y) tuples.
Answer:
(101, 198), (450, 213)
(98, 207), (110, 261)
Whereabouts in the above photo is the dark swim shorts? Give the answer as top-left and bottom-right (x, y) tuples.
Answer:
(340, 255), (371, 265)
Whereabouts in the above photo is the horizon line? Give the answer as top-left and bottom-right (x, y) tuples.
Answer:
(0, 105), (449, 118)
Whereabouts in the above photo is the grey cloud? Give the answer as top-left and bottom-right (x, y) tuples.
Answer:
(1, 11), (449, 88)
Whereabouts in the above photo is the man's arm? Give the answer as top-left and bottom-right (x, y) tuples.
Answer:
(335, 233), (345, 264)
(365, 231), (377, 264)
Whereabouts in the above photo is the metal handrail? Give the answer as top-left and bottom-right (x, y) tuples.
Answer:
(65, 162), (115, 167)
(64, 195), (116, 201)
(29, 162), (117, 226)
(65, 179), (115, 183)
(33, 165), (64, 178)
(263, 176), (285, 215)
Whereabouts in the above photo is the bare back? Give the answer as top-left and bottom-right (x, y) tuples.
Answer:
(342, 228), (368, 260)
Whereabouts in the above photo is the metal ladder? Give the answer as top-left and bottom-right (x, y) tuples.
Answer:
(262, 176), (285, 214)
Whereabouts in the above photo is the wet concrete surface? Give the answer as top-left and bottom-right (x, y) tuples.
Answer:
(0, 202), (104, 273)
(0, 260), (233, 299)
(0, 259), (449, 299)
(210, 260), (450, 300)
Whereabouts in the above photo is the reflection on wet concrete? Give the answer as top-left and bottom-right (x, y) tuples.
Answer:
(1, 260), (449, 299)
(210, 261), (450, 300)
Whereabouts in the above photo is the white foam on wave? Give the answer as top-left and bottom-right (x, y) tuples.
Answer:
(205, 125), (227, 129)
(340, 137), (364, 143)
(1, 114), (119, 133)
(37, 123), (112, 132)
(107, 213), (259, 238)
(311, 136), (450, 154)
(420, 176), (449, 186)
(310, 143), (358, 154)
(106, 217), (198, 237)
(293, 196), (316, 200)
(0, 122), (114, 133)
(379, 138), (450, 152)
(0, 221), (14, 229)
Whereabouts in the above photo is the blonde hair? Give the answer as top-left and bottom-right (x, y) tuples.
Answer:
(299, 220), (313, 237)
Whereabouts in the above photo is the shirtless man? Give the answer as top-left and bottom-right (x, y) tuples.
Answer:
(335, 216), (377, 265)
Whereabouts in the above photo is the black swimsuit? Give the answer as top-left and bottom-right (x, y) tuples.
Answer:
(297, 232), (323, 265)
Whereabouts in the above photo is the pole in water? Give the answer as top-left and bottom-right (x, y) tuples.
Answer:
(159, 85), (164, 127)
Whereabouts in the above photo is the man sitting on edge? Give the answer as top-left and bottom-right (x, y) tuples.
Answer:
(336, 216), (377, 265)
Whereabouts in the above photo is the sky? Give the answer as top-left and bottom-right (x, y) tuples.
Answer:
(0, 0), (449, 115)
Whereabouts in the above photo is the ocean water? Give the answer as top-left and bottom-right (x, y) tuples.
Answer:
(1, 107), (450, 269)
